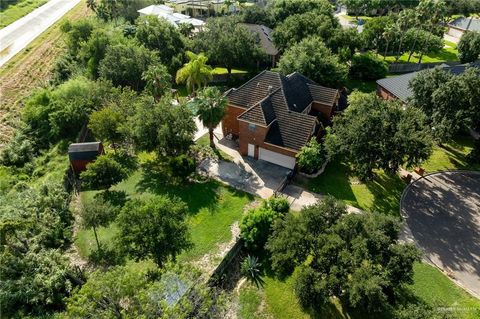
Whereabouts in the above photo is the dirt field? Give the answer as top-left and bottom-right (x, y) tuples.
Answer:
(0, 0), (90, 144)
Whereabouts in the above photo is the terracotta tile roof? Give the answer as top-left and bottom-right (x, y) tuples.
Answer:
(227, 70), (338, 151)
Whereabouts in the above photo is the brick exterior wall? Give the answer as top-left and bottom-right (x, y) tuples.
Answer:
(222, 104), (246, 137)
(238, 120), (297, 158)
(377, 85), (397, 100)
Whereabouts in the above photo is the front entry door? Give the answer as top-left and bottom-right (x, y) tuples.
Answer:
(248, 144), (255, 157)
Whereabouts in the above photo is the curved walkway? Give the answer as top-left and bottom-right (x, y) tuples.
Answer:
(400, 171), (480, 298)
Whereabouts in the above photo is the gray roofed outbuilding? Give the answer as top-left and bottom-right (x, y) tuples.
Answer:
(448, 17), (480, 32)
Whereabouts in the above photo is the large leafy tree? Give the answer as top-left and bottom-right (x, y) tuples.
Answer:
(325, 92), (433, 180)
(142, 64), (172, 101)
(116, 196), (192, 266)
(135, 15), (186, 72)
(126, 94), (196, 157)
(88, 106), (124, 147)
(269, 0), (332, 24)
(176, 51), (213, 94)
(195, 17), (262, 75)
(273, 11), (339, 51)
(267, 196), (420, 313)
(99, 42), (158, 91)
(409, 67), (480, 142)
(458, 31), (480, 63)
(193, 87), (227, 148)
(278, 37), (348, 88)
(79, 197), (117, 251)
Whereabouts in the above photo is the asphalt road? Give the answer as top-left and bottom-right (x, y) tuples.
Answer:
(401, 171), (480, 298)
(0, 0), (81, 68)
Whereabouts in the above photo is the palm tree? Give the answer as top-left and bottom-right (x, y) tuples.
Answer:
(194, 87), (227, 148)
(176, 51), (213, 95)
(241, 255), (265, 288)
(142, 65), (172, 102)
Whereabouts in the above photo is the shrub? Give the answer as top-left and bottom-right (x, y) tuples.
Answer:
(240, 207), (281, 250)
(80, 154), (128, 190)
(169, 154), (196, 180)
(296, 139), (325, 174)
(349, 53), (388, 81)
(0, 133), (35, 167)
(263, 196), (290, 214)
(458, 31), (480, 63)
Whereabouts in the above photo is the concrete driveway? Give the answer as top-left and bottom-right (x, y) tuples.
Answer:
(400, 171), (480, 298)
(0, 0), (80, 67)
(198, 135), (292, 198)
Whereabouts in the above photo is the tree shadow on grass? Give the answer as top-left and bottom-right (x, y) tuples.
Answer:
(365, 171), (406, 217)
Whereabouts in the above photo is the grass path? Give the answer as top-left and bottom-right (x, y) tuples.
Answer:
(0, 0), (90, 144)
(0, 0), (48, 28)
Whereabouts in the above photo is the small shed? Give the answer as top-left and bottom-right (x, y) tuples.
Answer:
(68, 142), (104, 173)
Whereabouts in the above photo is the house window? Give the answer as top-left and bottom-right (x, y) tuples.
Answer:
(248, 123), (256, 132)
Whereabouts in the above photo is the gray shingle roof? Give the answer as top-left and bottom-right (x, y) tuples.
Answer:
(241, 23), (279, 56)
(448, 17), (480, 32)
(376, 63), (480, 102)
(229, 71), (337, 150)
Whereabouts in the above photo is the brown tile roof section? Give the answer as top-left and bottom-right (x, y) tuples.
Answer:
(227, 71), (338, 151)
(308, 83), (338, 105)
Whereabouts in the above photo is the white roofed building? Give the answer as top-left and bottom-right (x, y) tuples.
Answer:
(138, 5), (205, 31)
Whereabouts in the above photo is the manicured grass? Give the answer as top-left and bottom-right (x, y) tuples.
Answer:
(298, 135), (479, 215)
(212, 67), (248, 75)
(297, 161), (405, 216)
(75, 164), (254, 262)
(345, 78), (378, 93)
(343, 15), (373, 22)
(0, 0), (48, 28)
(196, 133), (234, 162)
(243, 262), (480, 319)
(382, 45), (459, 63)
(422, 135), (480, 173)
(406, 263), (480, 319)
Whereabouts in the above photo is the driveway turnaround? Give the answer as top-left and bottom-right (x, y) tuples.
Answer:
(400, 171), (480, 297)
(0, 0), (81, 67)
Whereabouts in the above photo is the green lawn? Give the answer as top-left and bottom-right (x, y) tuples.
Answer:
(75, 159), (254, 262)
(196, 133), (234, 162)
(297, 161), (405, 216)
(345, 78), (378, 93)
(0, 0), (48, 28)
(382, 44), (459, 63)
(239, 262), (480, 319)
(298, 135), (478, 216)
(212, 67), (248, 75)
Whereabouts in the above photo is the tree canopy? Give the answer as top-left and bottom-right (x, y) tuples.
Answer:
(325, 91), (433, 180)
(278, 37), (348, 88)
(267, 196), (420, 313)
(458, 31), (480, 63)
(194, 17), (263, 74)
(116, 196), (192, 266)
(193, 87), (227, 148)
(176, 51), (213, 94)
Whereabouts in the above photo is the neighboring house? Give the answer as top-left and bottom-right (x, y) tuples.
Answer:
(223, 71), (340, 169)
(447, 17), (480, 39)
(68, 142), (104, 173)
(138, 4), (205, 30)
(168, 0), (246, 16)
(376, 63), (480, 102)
(241, 23), (280, 67)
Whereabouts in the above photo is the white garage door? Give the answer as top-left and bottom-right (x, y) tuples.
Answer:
(259, 148), (296, 169)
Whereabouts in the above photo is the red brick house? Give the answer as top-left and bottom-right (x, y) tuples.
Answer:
(223, 71), (340, 169)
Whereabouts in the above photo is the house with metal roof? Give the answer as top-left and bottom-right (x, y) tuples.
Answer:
(447, 17), (480, 39)
(222, 71), (339, 169)
(138, 4), (205, 30)
(376, 63), (480, 102)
